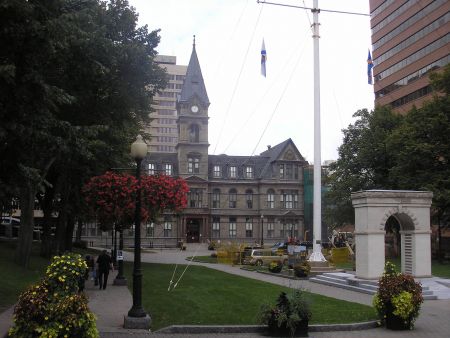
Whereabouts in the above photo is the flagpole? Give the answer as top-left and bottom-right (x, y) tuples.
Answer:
(309, 0), (326, 262)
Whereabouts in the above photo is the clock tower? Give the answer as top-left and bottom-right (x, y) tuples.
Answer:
(176, 36), (210, 180)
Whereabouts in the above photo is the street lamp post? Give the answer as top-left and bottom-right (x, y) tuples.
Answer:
(113, 228), (127, 285)
(260, 214), (264, 247)
(124, 135), (151, 329)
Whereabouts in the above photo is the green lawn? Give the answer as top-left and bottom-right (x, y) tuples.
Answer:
(0, 241), (49, 312)
(187, 255), (218, 263)
(124, 262), (377, 330)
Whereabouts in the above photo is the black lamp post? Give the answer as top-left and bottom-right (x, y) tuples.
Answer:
(113, 227), (127, 285)
(125, 135), (151, 326)
(260, 214), (264, 247)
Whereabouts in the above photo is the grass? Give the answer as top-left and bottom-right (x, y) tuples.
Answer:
(124, 262), (377, 330)
(0, 240), (100, 312)
(0, 240), (49, 312)
(187, 255), (218, 263)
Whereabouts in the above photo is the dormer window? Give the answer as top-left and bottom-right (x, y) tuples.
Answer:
(148, 163), (155, 175)
(164, 164), (172, 176)
(213, 165), (221, 177)
(229, 166), (237, 178)
(245, 166), (253, 179)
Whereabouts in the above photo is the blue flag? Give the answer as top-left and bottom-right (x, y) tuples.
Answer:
(367, 50), (373, 85)
(261, 39), (267, 77)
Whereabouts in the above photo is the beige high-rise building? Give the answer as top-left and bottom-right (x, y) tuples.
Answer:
(147, 55), (187, 153)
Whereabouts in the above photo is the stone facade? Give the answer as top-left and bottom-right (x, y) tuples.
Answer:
(141, 42), (308, 246)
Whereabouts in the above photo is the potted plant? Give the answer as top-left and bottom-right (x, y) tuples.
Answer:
(294, 261), (311, 278)
(259, 290), (311, 336)
(372, 261), (423, 330)
(268, 260), (283, 273)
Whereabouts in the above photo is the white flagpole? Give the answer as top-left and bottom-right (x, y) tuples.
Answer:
(309, 0), (326, 262)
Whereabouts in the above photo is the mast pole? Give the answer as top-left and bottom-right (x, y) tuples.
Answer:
(310, 0), (326, 262)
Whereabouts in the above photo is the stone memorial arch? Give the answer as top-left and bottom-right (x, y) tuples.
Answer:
(351, 190), (433, 279)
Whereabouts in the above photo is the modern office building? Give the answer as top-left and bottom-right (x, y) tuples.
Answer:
(141, 42), (308, 246)
(147, 55), (187, 153)
(370, 0), (449, 113)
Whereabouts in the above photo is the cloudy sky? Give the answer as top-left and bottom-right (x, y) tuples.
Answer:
(129, 0), (374, 163)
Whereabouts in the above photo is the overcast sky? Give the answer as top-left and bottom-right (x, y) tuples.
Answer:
(129, 0), (374, 163)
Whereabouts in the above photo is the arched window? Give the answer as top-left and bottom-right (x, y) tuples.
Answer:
(189, 124), (200, 142)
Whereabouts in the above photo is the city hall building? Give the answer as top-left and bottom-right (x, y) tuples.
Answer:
(78, 42), (309, 248)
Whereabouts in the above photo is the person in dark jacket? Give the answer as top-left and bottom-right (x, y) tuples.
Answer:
(96, 250), (113, 290)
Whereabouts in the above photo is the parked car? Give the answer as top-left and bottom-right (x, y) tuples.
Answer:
(0, 216), (20, 237)
(244, 249), (288, 266)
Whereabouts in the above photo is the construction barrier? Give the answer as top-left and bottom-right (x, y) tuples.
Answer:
(331, 247), (350, 263)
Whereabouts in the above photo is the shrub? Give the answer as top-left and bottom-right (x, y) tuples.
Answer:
(268, 260), (283, 273)
(259, 290), (311, 336)
(46, 253), (88, 295)
(8, 253), (98, 338)
(372, 261), (423, 330)
(294, 261), (311, 277)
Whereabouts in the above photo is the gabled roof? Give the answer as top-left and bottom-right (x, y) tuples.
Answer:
(208, 139), (306, 179)
(258, 138), (306, 177)
(178, 40), (209, 106)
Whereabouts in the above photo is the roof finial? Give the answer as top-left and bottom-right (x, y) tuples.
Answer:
(193, 35), (196, 49)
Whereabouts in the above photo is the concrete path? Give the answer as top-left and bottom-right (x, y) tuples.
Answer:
(1, 244), (449, 338)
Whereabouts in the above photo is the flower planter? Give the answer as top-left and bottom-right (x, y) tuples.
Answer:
(267, 319), (308, 337)
(385, 312), (411, 330)
(294, 269), (308, 278)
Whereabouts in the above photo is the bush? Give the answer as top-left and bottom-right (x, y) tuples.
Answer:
(259, 290), (311, 336)
(208, 240), (217, 250)
(294, 261), (311, 277)
(8, 253), (98, 337)
(372, 261), (423, 330)
(268, 260), (283, 273)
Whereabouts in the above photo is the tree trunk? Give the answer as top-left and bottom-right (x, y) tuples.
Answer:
(40, 188), (55, 258)
(75, 218), (83, 243)
(65, 213), (75, 251)
(55, 208), (67, 254)
(15, 183), (36, 267)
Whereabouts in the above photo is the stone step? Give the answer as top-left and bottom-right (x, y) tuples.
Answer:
(309, 276), (376, 295)
(310, 273), (439, 300)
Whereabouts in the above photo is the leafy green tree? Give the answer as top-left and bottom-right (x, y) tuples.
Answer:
(325, 64), (450, 231)
(0, 0), (166, 266)
(324, 107), (403, 227)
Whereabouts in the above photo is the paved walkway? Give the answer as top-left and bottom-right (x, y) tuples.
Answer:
(1, 245), (450, 337)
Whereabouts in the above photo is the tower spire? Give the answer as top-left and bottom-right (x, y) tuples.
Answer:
(193, 35), (196, 49)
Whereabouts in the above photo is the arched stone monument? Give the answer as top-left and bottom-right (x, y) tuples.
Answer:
(351, 190), (433, 279)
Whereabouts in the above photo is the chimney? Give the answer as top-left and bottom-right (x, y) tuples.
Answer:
(267, 145), (271, 150)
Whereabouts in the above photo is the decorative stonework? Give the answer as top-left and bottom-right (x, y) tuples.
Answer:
(351, 190), (433, 279)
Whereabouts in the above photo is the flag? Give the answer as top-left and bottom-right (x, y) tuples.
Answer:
(367, 50), (374, 85)
(261, 39), (267, 77)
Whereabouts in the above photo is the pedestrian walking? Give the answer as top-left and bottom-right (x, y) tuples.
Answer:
(96, 250), (113, 290)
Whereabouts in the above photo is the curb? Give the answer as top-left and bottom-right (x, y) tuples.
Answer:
(155, 321), (380, 334)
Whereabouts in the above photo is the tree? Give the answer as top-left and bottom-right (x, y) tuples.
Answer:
(325, 64), (450, 231)
(0, 0), (166, 266)
(324, 107), (403, 227)
(83, 172), (189, 227)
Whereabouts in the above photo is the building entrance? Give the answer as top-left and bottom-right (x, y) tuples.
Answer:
(186, 219), (201, 243)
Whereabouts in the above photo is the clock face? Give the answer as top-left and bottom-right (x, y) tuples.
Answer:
(191, 105), (199, 113)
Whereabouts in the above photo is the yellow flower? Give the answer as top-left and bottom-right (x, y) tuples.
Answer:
(45, 316), (49, 320)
